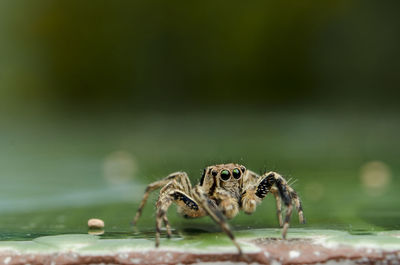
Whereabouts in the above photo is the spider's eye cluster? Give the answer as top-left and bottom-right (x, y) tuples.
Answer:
(232, 168), (241, 179)
(220, 170), (230, 180)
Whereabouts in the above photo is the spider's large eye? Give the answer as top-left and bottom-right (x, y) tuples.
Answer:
(220, 170), (230, 181)
(232, 168), (241, 179)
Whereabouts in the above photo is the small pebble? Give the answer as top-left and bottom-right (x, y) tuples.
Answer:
(88, 218), (104, 229)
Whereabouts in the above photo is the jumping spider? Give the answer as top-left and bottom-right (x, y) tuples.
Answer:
(133, 163), (305, 254)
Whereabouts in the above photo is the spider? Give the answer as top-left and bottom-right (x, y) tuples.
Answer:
(132, 163), (305, 254)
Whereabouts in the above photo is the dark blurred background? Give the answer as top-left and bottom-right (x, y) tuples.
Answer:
(1, 0), (399, 112)
(0, 0), (399, 239)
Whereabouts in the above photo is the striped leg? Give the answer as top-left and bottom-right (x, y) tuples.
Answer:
(132, 172), (191, 225)
(271, 187), (283, 227)
(291, 191), (305, 224)
(163, 215), (172, 238)
(155, 195), (173, 247)
(155, 189), (200, 247)
(256, 172), (305, 239)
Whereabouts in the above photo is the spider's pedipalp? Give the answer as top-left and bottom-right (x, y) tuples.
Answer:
(241, 190), (259, 214)
(213, 188), (240, 219)
(192, 186), (243, 255)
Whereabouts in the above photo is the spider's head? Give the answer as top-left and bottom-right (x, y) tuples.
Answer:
(200, 163), (246, 189)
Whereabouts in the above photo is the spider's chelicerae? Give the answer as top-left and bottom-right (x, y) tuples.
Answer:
(133, 163), (305, 254)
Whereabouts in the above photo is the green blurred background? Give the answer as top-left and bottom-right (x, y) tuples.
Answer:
(0, 0), (399, 240)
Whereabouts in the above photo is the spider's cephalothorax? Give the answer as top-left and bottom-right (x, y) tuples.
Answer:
(132, 163), (305, 255)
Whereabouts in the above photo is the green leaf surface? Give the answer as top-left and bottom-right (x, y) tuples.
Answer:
(1, 229), (399, 254)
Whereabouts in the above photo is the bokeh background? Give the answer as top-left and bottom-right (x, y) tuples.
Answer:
(0, 0), (399, 240)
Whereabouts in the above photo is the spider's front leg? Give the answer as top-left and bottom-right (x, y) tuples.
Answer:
(132, 172), (192, 226)
(133, 171), (201, 247)
(242, 171), (305, 239)
(154, 184), (202, 247)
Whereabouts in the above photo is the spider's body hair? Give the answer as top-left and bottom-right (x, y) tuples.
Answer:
(133, 163), (305, 255)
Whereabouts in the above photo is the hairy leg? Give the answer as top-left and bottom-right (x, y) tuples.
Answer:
(271, 187), (283, 227)
(291, 191), (305, 224)
(155, 188), (202, 247)
(163, 215), (172, 238)
(241, 170), (284, 219)
(132, 172), (191, 225)
(247, 172), (305, 239)
(155, 194), (173, 247)
(264, 172), (304, 238)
